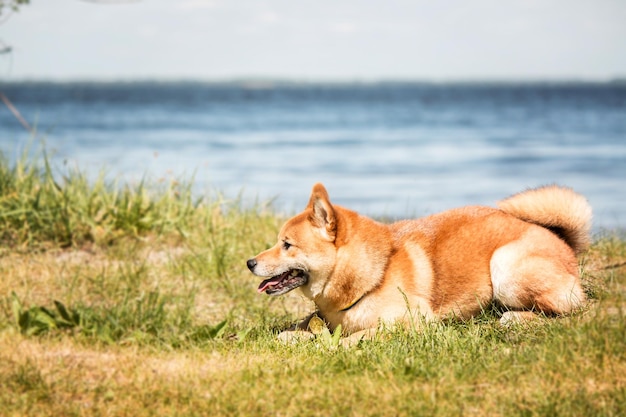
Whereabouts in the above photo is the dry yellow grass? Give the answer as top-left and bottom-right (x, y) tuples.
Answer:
(1, 236), (625, 416)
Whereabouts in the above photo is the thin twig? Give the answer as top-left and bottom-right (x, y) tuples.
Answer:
(0, 91), (32, 133)
(602, 261), (626, 270)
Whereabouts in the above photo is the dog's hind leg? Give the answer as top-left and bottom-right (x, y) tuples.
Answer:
(490, 231), (586, 324)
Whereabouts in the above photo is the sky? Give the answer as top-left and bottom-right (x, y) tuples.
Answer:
(1, 0), (626, 81)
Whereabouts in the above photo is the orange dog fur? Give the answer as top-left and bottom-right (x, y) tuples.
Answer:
(247, 183), (592, 342)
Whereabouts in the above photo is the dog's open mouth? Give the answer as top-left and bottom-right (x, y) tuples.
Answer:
(257, 269), (308, 296)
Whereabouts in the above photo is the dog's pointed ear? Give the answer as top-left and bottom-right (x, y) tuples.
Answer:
(307, 183), (336, 241)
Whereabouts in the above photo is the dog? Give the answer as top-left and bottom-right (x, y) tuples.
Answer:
(247, 183), (592, 344)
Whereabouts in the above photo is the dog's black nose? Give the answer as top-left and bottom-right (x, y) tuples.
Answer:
(246, 258), (257, 271)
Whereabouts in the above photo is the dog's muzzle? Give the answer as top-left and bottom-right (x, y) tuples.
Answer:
(246, 258), (308, 296)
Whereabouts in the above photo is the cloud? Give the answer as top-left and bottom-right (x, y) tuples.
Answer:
(177, 0), (219, 11)
(331, 22), (358, 34)
(137, 25), (157, 38)
(256, 11), (280, 24)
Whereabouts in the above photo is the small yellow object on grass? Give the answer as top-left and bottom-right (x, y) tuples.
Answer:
(308, 315), (326, 335)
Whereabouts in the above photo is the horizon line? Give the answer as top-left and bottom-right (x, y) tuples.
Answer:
(2, 75), (626, 86)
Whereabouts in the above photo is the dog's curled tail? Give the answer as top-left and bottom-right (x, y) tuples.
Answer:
(498, 185), (592, 255)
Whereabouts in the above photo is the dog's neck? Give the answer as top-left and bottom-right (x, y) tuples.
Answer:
(338, 292), (367, 312)
(317, 208), (392, 313)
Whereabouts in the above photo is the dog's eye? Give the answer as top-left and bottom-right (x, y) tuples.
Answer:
(282, 241), (292, 250)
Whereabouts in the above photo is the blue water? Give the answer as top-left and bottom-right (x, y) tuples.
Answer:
(1, 81), (625, 230)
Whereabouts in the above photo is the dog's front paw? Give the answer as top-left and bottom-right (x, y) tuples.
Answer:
(339, 328), (378, 348)
(277, 330), (316, 344)
(340, 333), (364, 348)
(499, 311), (538, 326)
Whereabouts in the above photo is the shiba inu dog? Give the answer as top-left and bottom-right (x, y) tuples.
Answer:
(247, 183), (592, 343)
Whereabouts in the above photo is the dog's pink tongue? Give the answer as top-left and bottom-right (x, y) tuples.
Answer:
(257, 277), (281, 293)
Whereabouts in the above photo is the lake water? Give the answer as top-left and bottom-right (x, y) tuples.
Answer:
(1, 81), (625, 231)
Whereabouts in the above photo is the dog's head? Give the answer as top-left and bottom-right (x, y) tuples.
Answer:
(247, 183), (338, 298)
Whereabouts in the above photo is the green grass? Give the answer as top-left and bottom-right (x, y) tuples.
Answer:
(0, 149), (624, 416)
(0, 146), (199, 249)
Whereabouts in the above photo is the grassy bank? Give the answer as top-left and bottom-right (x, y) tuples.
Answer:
(0, 151), (625, 416)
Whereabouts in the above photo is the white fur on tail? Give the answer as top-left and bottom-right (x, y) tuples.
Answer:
(497, 185), (592, 255)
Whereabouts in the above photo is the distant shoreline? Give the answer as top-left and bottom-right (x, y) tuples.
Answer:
(2, 78), (626, 87)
